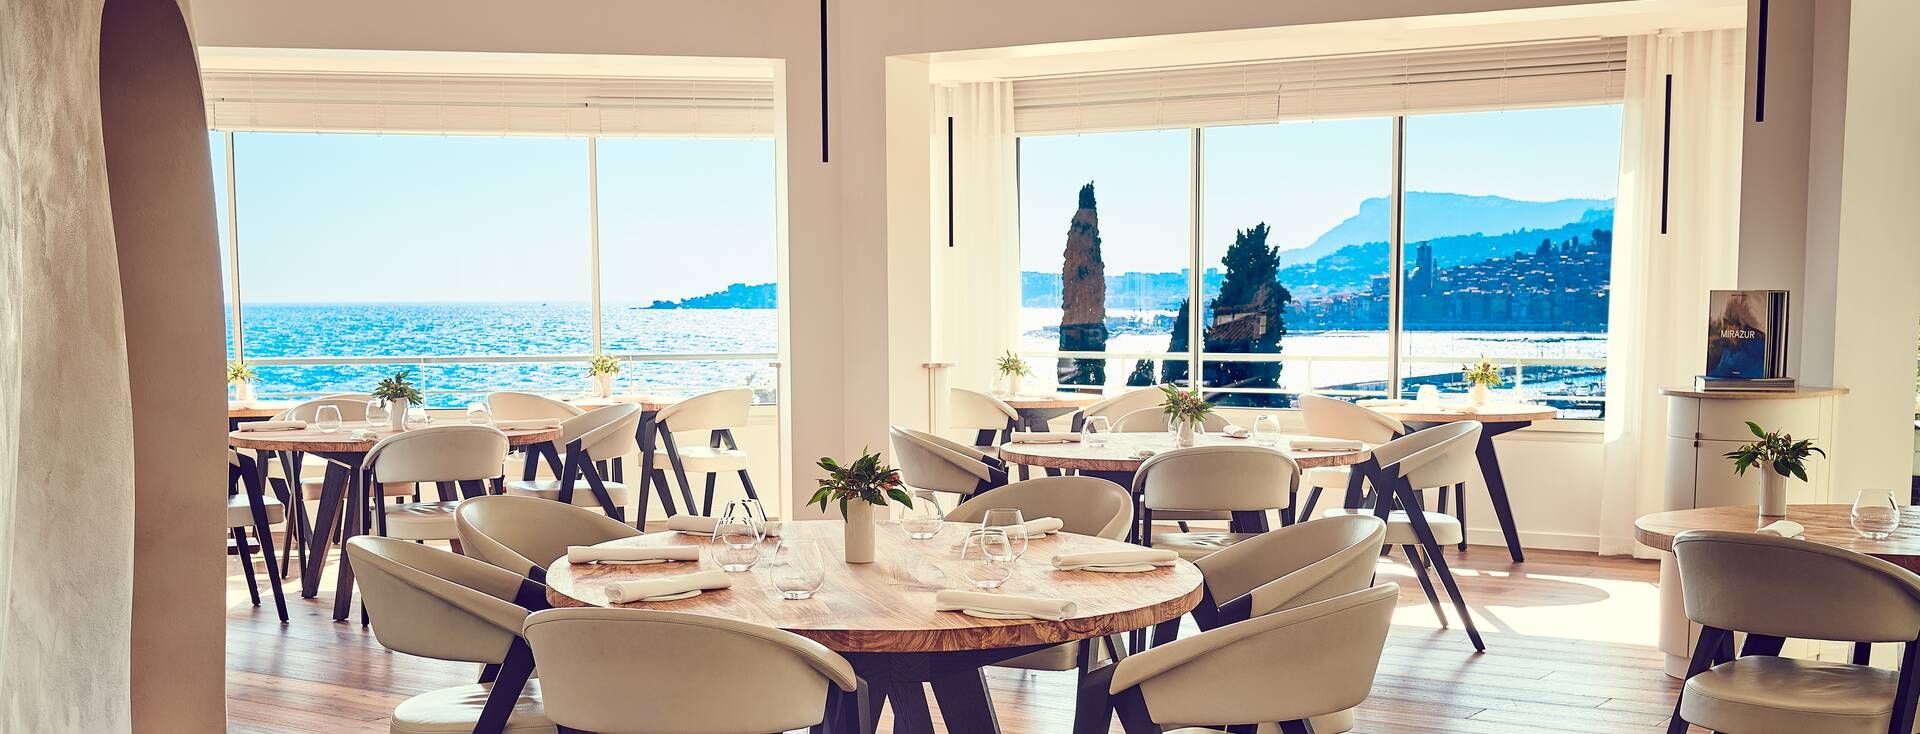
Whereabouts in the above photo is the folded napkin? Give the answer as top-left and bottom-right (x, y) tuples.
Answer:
(665, 514), (782, 537)
(1220, 424), (1250, 439)
(238, 420), (307, 432)
(1288, 438), (1365, 452)
(1009, 432), (1081, 444)
(566, 543), (700, 565)
(604, 570), (732, 604)
(989, 516), (1064, 536)
(934, 590), (1077, 621)
(1051, 548), (1180, 572)
(1756, 520), (1805, 538)
(494, 418), (560, 430)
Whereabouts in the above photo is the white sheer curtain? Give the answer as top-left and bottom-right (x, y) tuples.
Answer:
(932, 82), (1020, 391)
(1597, 30), (1746, 557)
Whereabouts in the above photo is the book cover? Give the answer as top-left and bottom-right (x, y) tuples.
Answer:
(1705, 290), (1788, 379)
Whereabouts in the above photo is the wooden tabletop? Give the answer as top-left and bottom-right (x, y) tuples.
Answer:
(1657, 386), (1849, 400)
(545, 520), (1204, 653)
(228, 400), (302, 419)
(564, 395), (674, 411)
(996, 432), (1371, 472)
(227, 421), (562, 453)
(1356, 399), (1557, 423)
(991, 391), (1103, 410)
(1635, 504), (1920, 573)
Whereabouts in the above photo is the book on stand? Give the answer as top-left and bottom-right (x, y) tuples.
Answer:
(1698, 289), (1792, 391)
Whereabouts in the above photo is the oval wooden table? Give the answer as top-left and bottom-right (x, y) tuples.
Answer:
(1635, 504), (1920, 573)
(230, 421), (562, 620)
(1358, 399), (1558, 562)
(547, 520), (1203, 734)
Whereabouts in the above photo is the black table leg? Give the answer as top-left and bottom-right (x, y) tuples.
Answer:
(930, 668), (1001, 734)
(234, 452), (289, 622)
(1473, 423), (1526, 562)
(332, 462), (368, 621)
(843, 646), (1047, 734)
(300, 461), (350, 598)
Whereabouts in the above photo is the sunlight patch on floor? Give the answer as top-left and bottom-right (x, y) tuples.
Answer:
(1377, 559), (1663, 647)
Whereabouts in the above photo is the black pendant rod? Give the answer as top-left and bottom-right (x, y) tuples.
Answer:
(1660, 73), (1673, 235)
(820, 0), (830, 162)
(947, 115), (956, 247)
(1755, 0), (1769, 122)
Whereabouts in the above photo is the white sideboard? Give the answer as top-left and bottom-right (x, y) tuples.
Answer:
(1654, 386), (1847, 677)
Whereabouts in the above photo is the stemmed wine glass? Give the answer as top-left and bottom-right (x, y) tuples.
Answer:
(1082, 415), (1112, 448)
(1852, 490), (1901, 540)
(314, 405), (343, 434)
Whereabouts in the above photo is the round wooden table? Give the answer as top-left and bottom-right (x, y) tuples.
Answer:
(1358, 399), (1557, 562)
(1636, 504), (1920, 573)
(229, 421), (562, 619)
(547, 520), (1202, 734)
(990, 390), (1102, 431)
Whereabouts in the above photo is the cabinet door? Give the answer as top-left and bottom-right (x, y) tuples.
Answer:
(1664, 436), (1701, 510)
(1696, 399), (1821, 443)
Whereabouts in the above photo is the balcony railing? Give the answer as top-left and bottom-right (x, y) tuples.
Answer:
(238, 351), (780, 407)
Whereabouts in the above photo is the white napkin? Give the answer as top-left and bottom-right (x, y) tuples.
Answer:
(238, 420), (307, 432)
(566, 543), (700, 565)
(1220, 424), (1250, 439)
(604, 570), (732, 603)
(934, 590), (1077, 621)
(665, 514), (782, 537)
(1010, 432), (1081, 444)
(1052, 548), (1180, 572)
(990, 517), (1064, 536)
(1756, 520), (1805, 538)
(494, 418), (560, 430)
(1288, 438), (1365, 452)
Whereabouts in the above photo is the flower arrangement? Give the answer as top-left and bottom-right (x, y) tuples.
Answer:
(226, 362), (257, 384)
(588, 354), (622, 377)
(1724, 422), (1825, 480)
(1158, 384), (1214, 425)
(995, 350), (1031, 378)
(1461, 357), (1504, 388)
(371, 370), (424, 406)
(810, 449), (912, 518)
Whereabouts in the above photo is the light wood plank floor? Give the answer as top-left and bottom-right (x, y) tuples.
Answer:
(226, 532), (1698, 733)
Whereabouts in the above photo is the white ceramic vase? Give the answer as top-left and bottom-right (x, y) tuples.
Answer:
(1760, 472), (1788, 517)
(387, 397), (409, 432)
(592, 373), (614, 398)
(1176, 417), (1197, 447)
(1467, 383), (1490, 407)
(1008, 373), (1024, 397)
(232, 380), (256, 403)
(843, 500), (876, 564)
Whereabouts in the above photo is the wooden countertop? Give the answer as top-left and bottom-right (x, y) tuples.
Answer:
(1658, 386), (1849, 400)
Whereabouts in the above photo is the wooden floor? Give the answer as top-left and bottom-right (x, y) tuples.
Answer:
(225, 534), (1699, 733)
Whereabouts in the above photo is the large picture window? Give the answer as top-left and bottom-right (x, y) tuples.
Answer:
(1016, 104), (1621, 418)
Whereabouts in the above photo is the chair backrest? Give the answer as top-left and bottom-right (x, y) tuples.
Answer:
(1370, 421), (1481, 490)
(1114, 406), (1231, 433)
(344, 536), (530, 664)
(890, 426), (1000, 496)
(456, 495), (641, 578)
(1299, 394), (1403, 444)
(654, 387), (752, 432)
(523, 608), (858, 734)
(949, 388), (1018, 432)
(362, 424), (509, 483)
(1110, 584), (1398, 727)
(1194, 514), (1387, 617)
(1133, 445), (1297, 512)
(276, 394), (370, 422)
(486, 390), (585, 421)
(1674, 530), (1920, 643)
(1079, 387), (1165, 423)
(945, 476), (1133, 540)
(559, 403), (642, 459)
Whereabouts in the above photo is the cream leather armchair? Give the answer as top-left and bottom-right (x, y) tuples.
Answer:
(949, 387), (1020, 450)
(364, 424), (510, 550)
(522, 608), (868, 734)
(1069, 386), (1165, 432)
(457, 495), (642, 583)
(487, 391), (586, 480)
(889, 426), (1009, 506)
(1297, 394), (1402, 522)
(345, 536), (554, 734)
(1136, 445), (1298, 562)
(505, 404), (642, 521)
(1152, 514), (1388, 644)
(1078, 584), (1398, 734)
(1668, 530), (1920, 734)
(644, 387), (757, 517)
(1113, 406), (1232, 434)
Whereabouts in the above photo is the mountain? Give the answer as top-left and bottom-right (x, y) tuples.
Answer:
(645, 282), (777, 309)
(1276, 192), (1614, 267)
(1278, 209), (1613, 299)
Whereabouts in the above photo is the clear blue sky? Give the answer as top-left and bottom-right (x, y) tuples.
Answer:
(1018, 104), (1622, 273)
(218, 132), (775, 303)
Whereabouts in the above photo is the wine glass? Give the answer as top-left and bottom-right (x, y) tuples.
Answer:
(1417, 385), (1440, 405)
(712, 500), (764, 572)
(314, 405), (342, 434)
(771, 539), (826, 600)
(1852, 490), (1901, 540)
(1083, 415), (1112, 448)
(900, 490), (944, 540)
(465, 402), (493, 425)
(1252, 414), (1280, 446)
(364, 399), (388, 428)
(407, 403), (430, 426)
(963, 529), (1014, 589)
(980, 508), (1029, 562)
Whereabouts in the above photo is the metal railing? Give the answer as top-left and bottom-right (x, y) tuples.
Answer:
(241, 351), (780, 405)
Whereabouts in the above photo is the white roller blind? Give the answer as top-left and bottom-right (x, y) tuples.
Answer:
(203, 71), (776, 137)
(1013, 38), (1628, 134)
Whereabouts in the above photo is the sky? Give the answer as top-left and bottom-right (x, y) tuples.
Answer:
(215, 131), (775, 303)
(1017, 104), (1623, 273)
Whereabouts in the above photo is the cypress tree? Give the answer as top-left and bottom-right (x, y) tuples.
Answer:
(1057, 182), (1108, 386)
(1204, 223), (1292, 407)
(1160, 299), (1190, 383)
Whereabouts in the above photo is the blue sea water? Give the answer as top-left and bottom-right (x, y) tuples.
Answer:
(229, 302), (777, 407)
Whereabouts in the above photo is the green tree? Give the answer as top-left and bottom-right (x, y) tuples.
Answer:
(1203, 223), (1292, 407)
(1126, 359), (1157, 387)
(1057, 182), (1107, 386)
(1160, 299), (1190, 383)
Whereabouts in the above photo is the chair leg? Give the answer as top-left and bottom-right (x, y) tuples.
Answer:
(1425, 543), (1485, 651)
(1668, 626), (1728, 734)
(234, 527), (261, 607)
(659, 430), (700, 514)
(702, 472), (717, 516)
(1403, 545), (1447, 628)
(737, 468), (759, 502)
(1455, 482), (1468, 551)
(1299, 487), (1322, 522)
(1278, 721), (1316, 734)
(1150, 616), (1181, 648)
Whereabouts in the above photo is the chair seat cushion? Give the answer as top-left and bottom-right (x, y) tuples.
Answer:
(1302, 466), (1351, 489)
(653, 445), (749, 472)
(996, 639), (1109, 672)
(1151, 531), (1266, 561)
(1680, 656), (1899, 734)
(383, 501), (461, 541)
(1148, 509), (1236, 522)
(1320, 508), (1463, 546)
(504, 479), (631, 509)
(389, 680), (554, 734)
(301, 475), (422, 498)
(226, 494), (285, 529)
